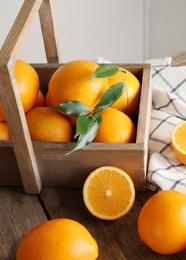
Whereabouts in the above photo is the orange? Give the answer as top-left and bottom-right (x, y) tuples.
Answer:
(0, 59), (40, 121)
(93, 108), (136, 143)
(48, 60), (108, 111)
(108, 67), (140, 118)
(0, 122), (10, 140)
(33, 90), (45, 108)
(138, 190), (186, 254)
(16, 218), (98, 260)
(83, 166), (135, 220)
(45, 91), (53, 107)
(171, 121), (186, 164)
(26, 107), (72, 142)
(0, 104), (5, 121)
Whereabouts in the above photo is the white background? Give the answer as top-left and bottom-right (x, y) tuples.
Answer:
(1, 0), (186, 63)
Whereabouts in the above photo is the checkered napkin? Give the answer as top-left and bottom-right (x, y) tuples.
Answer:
(146, 57), (186, 193)
(93, 56), (186, 193)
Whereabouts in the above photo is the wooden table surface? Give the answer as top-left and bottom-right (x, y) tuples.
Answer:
(1, 186), (186, 260)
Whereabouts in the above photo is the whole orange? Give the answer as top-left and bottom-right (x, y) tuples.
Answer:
(138, 190), (186, 254)
(48, 60), (108, 111)
(108, 67), (140, 118)
(0, 59), (40, 121)
(16, 218), (98, 260)
(45, 91), (53, 107)
(0, 122), (10, 140)
(93, 108), (136, 143)
(33, 90), (45, 108)
(26, 107), (72, 142)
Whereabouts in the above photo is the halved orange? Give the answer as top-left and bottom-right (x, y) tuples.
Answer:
(83, 166), (135, 220)
(171, 121), (186, 165)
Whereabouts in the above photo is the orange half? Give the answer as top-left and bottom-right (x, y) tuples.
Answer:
(83, 166), (135, 220)
(171, 121), (186, 164)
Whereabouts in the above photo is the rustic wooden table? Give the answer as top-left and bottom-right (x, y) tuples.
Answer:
(1, 186), (186, 260)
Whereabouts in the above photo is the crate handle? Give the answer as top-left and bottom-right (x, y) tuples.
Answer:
(171, 51), (186, 67)
(0, 0), (60, 193)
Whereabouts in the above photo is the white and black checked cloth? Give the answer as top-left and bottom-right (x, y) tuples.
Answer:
(146, 57), (186, 193)
(93, 57), (186, 193)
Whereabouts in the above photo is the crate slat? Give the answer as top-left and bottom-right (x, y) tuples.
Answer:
(0, 0), (60, 194)
(39, 0), (61, 63)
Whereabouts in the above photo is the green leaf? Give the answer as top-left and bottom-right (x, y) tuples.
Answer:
(88, 64), (119, 80)
(53, 101), (90, 116)
(95, 82), (124, 111)
(66, 121), (99, 155)
(90, 112), (102, 126)
(74, 115), (89, 138)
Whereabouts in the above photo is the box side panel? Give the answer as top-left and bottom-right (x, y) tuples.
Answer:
(0, 143), (146, 190)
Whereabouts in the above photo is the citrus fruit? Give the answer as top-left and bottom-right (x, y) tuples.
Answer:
(138, 190), (186, 254)
(93, 108), (136, 143)
(45, 91), (53, 107)
(0, 104), (5, 121)
(0, 122), (10, 140)
(83, 166), (135, 220)
(26, 107), (72, 142)
(108, 67), (140, 118)
(16, 218), (98, 260)
(33, 90), (45, 108)
(48, 60), (108, 111)
(171, 121), (186, 164)
(0, 59), (40, 121)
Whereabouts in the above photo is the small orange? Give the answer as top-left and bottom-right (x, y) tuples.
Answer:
(171, 121), (186, 164)
(108, 67), (140, 118)
(0, 59), (40, 121)
(16, 218), (98, 260)
(93, 108), (136, 143)
(0, 104), (5, 121)
(26, 107), (72, 142)
(0, 122), (10, 140)
(45, 91), (53, 107)
(83, 166), (135, 220)
(138, 190), (186, 254)
(48, 60), (108, 111)
(33, 90), (45, 108)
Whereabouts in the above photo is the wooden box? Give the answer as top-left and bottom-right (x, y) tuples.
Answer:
(0, 0), (151, 194)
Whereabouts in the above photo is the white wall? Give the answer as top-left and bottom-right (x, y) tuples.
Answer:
(0, 0), (186, 63)
(149, 0), (186, 59)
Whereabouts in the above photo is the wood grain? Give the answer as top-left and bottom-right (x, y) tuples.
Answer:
(39, 0), (61, 63)
(171, 51), (186, 66)
(0, 64), (41, 194)
(0, 0), (43, 62)
(1, 187), (185, 259)
(0, 187), (47, 259)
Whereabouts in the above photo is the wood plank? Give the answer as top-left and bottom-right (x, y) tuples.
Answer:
(0, 187), (48, 259)
(0, 187), (184, 259)
(40, 187), (179, 259)
(0, 0), (45, 193)
(0, 0), (43, 61)
(171, 51), (186, 67)
(39, 0), (61, 63)
(39, 187), (126, 260)
(0, 65), (41, 194)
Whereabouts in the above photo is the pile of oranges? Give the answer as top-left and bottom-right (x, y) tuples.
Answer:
(0, 59), (140, 146)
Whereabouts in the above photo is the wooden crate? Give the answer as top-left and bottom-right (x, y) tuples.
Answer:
(0, 0), (151, 194)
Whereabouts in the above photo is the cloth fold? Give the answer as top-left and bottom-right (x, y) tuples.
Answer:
(147, 57), (186, 193)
